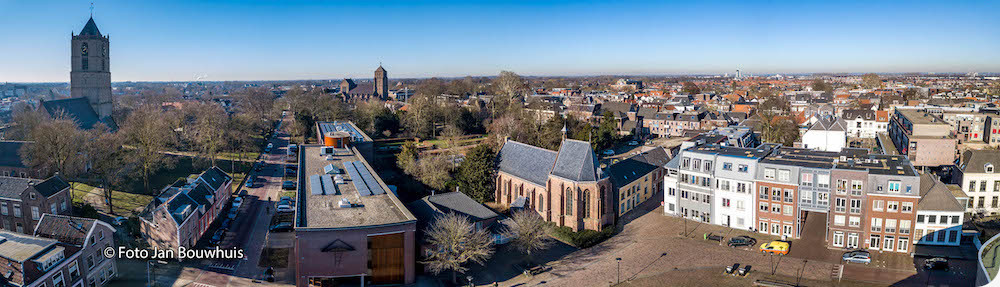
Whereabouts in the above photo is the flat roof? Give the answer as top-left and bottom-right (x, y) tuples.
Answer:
(760, 147), (839, 169)
(687, 144), (773, 159)
(897, 109), (948, 126)
(296, 145), (414, 229)
(316, 121), (372, 143)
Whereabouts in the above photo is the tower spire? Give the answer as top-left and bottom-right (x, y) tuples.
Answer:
(90, 2), (94, 17)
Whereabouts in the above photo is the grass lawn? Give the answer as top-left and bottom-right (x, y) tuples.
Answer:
(70, 182), (153, 216)
(280, 191), (296, 198)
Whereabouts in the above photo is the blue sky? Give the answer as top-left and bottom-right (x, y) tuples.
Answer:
(1, 0), (998, 82)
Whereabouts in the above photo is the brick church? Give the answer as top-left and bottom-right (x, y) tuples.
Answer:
(39, 16), (116, 130)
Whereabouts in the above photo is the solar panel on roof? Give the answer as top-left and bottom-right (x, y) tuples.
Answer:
(309, 174), (324, 195)
(321, 175), (337, 195)
(343, 161), (371, 196)
(352, 161), (385, 195)
(323, 164), (341, 174)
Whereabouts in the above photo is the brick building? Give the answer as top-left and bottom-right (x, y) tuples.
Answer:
(0, 175), (74, 234)
(139, 167), (232, 250)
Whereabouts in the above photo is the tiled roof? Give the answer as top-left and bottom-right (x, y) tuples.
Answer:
(498, 140), (557, 187)
(199, 167), (231, 191)
(917, 174), (964, 212)
(79, 17), (101, 37)
(33, 214), (96, 246)
(32, 176), (70, 197)
(425, 192), (498, 222)
(0, 231), (58, 263)
(551, 139), (603, 182)
(960, 150), (1000, 174)
(0, 177), (32, 200)
(0, 141), (28, 168)
(40, 98), (116, 130)
(808, 117), (846, 132)
(607, 147), (668, 187)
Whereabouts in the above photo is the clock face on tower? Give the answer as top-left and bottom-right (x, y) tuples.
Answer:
(81, 42), (88, 56)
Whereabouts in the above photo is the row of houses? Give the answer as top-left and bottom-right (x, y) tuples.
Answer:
(663, 143), (967, 254)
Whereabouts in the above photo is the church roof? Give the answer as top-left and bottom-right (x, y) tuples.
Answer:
(376, 65), (386, 73)
(498, 140), (557, 187)
(79, 17), (102, 37)
(551, 139), (604, 182)
(40, 98), (116, 130)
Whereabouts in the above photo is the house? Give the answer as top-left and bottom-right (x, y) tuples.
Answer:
(0, 175), (74, 234)
(801, 117), (847, 152)
(407, 191), (511, 249)
(607, 147), (669, 217)
(841, 109), (889, 138)
(0, 141), (31, 178)
(915, 174), (965, 246)
(139, 167), (232, 250)
(958, 150), (1000, 214)
(33, 214), (118, 287)
(495, 139), (612, 231)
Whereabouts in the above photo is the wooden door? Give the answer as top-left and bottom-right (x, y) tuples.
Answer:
(368, 233), (404, 284)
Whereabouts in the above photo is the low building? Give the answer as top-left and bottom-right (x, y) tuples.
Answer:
(841, 109), (889, 138)
(0, 175), (74, 234)
(34, 214), (118, 287)
(294, 141), (417, 286)
(407, 191), (511, 251)
(139, 167), (232, 250)
(801, 117), (847, 152)
(607, 147), (669, 217)
(915, 174), (965, 246)
(0, 141), (31, 178)
(958, 150), (1000, 215)
(495, 139), (613, 231)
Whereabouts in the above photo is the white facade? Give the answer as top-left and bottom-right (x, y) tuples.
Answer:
(713, 177), (755, 230)
(663, 164), (679, 216)
(962, 171), (1000, 214)
(915, 211), (964, 246)
(802, 129), (846, 152)
(845, 117), (888, 138)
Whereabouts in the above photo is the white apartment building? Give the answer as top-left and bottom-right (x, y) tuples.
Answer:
(959, 150), (1000, 214)
(842, 109), (889, 138)
(915, 174), (965, 246)
(801, 117), (847, 152)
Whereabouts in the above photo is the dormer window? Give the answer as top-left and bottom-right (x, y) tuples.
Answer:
(987, 163), (994, 173)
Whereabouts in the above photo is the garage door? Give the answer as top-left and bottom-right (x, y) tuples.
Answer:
(368, 233), (404, 284)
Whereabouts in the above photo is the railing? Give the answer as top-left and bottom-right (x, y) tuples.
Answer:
(978, 233), (1000, 286)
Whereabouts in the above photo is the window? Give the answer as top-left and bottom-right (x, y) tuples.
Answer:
(869, 235), (881, 249)
(849, 216), (861, 227)
(885, 219), (896, 233)
(833, 232), (845, 247)
(970, 180), (977, 192)
(871, 218), (882, 232)
(901, 202), (913, 213)
(692, 159), (701, 171)
(759, 221), (768, 233)
(783, 205), (793, 216)
(759, 202), (769, 212)
(834, 215), (846, 226)
(887, 201), (899, 212)
(952, 216), (960, 224)
(738, 164), (748, 172)
(994, 196), (999, 208)
(835, 198), (847, 212)
(783, 225), (793, 236)
(720, 180), (730, 191)
(69, 262), (80, 280)
(817, 174), (830, 188)
(982, 180), (989, 192)
(784, 189), (793, 203)
(771, 203), (781, 214)
(936, 230), (947, 242)
(917, 215), (925, 223)
(851, 180), (863, 195)
(872, 200), (884, 211)
(31, 206), (39, 220)
(778, 170), (790, 182)
(900, 220), (911, 234)
(565, 188), (573, 216)
(13, 204), (20, 217)
(736, 200), (745, 211)
(723, 162), (733, 171)
(722, 198), (731, 207)
(898, 237), (909, 252)
(836, 179), (848, 194)
(0, 202), (6, 215)
(50, 203), (57, 214)
(704, 160), (712, 171)
(884, 235), (895, 251)
(949, 230), (959, 242)
(82, 58), (89, 70)
(87, 255), (94, 270)
(764, 168), (775, 180)
(682, 157), (690, 169)
(927, 215), (937, 224)
(801, 173), (813, 186)
(850, 199), (862, 214)
(759, 186), (769, 200)
(888, 181), (901, 193)
(771, 223), (780, 234)
(53, 271), (64, 287)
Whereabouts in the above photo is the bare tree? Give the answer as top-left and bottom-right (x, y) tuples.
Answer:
(503, 210), (552, 264)
(189, 103), (229, 166)
(122, 104), (176, 194)
(422, 212), (494, 284)
(85, 128), (130, 214)
(19, 113), (87, 178)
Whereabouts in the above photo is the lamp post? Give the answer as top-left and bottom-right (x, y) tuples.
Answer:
(615, 257), (622, 285)
(467, 275), (474, 287)
(147, 260), (168, 287)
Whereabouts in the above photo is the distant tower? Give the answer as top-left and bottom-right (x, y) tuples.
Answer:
(374, 65), (388, 99)
(71, 17), (112, 119)
(736, 69), (741, 80)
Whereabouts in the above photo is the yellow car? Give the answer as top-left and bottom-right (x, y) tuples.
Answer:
(759, 241), (789, 255)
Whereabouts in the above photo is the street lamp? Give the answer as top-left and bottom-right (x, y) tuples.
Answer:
(467, 275), (474, 287)
(615, 257), (622, 285)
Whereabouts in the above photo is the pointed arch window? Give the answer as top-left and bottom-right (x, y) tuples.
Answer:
(583, 189), (591, 218)
(565, 187), (574, 216)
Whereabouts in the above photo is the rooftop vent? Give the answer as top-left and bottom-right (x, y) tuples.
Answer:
(338, 198), (351, 208)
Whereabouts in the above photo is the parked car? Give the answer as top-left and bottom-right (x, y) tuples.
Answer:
(628, 140), (639, 146)
(924, 258), (949, 270)
(282, 180), (296, 190)
(842, 250), (871, 264)
(231, 197), (244, 209)
(113, 216), (128, 226)
(270, 222), (293, 232)
(227, 210), (238, 220)
(220, 218), (232, 231)
(210, 229), (225, 245)
(603, 149), (615, 155)
(276, 205), (294, 213)
(727, 236), (757, 248)
(289, 144), (298, 153)
(280, 196), (293, 202)
(759, 241), (789, 255)
(267, 143), (274, 150)
(245, 179), (254, 188)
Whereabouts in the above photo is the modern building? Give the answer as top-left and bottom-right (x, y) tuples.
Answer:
(915, 174), (965, 246)
(887, 109), (957, 167)
(315, 121), (374, 162)
(139, 167), (233, 250)
(681, 126), (760, 150)
(958, 149), (1000, 214)
(607, 147), (669, 217)
(0, 175), (74, 234)
(33, 214), (119, 287)
(801, 117), (847, 152)
(294, 136), (417, 286)
(495, 139), (613, 231)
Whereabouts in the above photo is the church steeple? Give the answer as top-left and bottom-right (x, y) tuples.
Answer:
(79, 17), (102, 37)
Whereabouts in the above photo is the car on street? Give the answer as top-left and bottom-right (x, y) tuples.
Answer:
(210, 229), (225, 245)
(285, 167), (297, 177)
(245, 178), (254, 188)
(220, 218), (232, 231)
(227, 209), (238, 220)
(924, 258), (949, 270)
(282, 180), (296, 190)
(603, 149), (615, 155)
(231, 197), (243, 209)
(842, 250), (871, 264)
(727, 235), (757, 248)
(289, 144), (298, 153)
(113, 216), (128, 226)
(628, 140), (639, 146)
(270, 222), (293, 232)
(276, 205), (294, 213)
(759, 241), (789, 255)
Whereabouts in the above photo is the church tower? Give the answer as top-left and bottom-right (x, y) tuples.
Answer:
(71, 17), (113, 119)
(374, 65), (388, 99)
